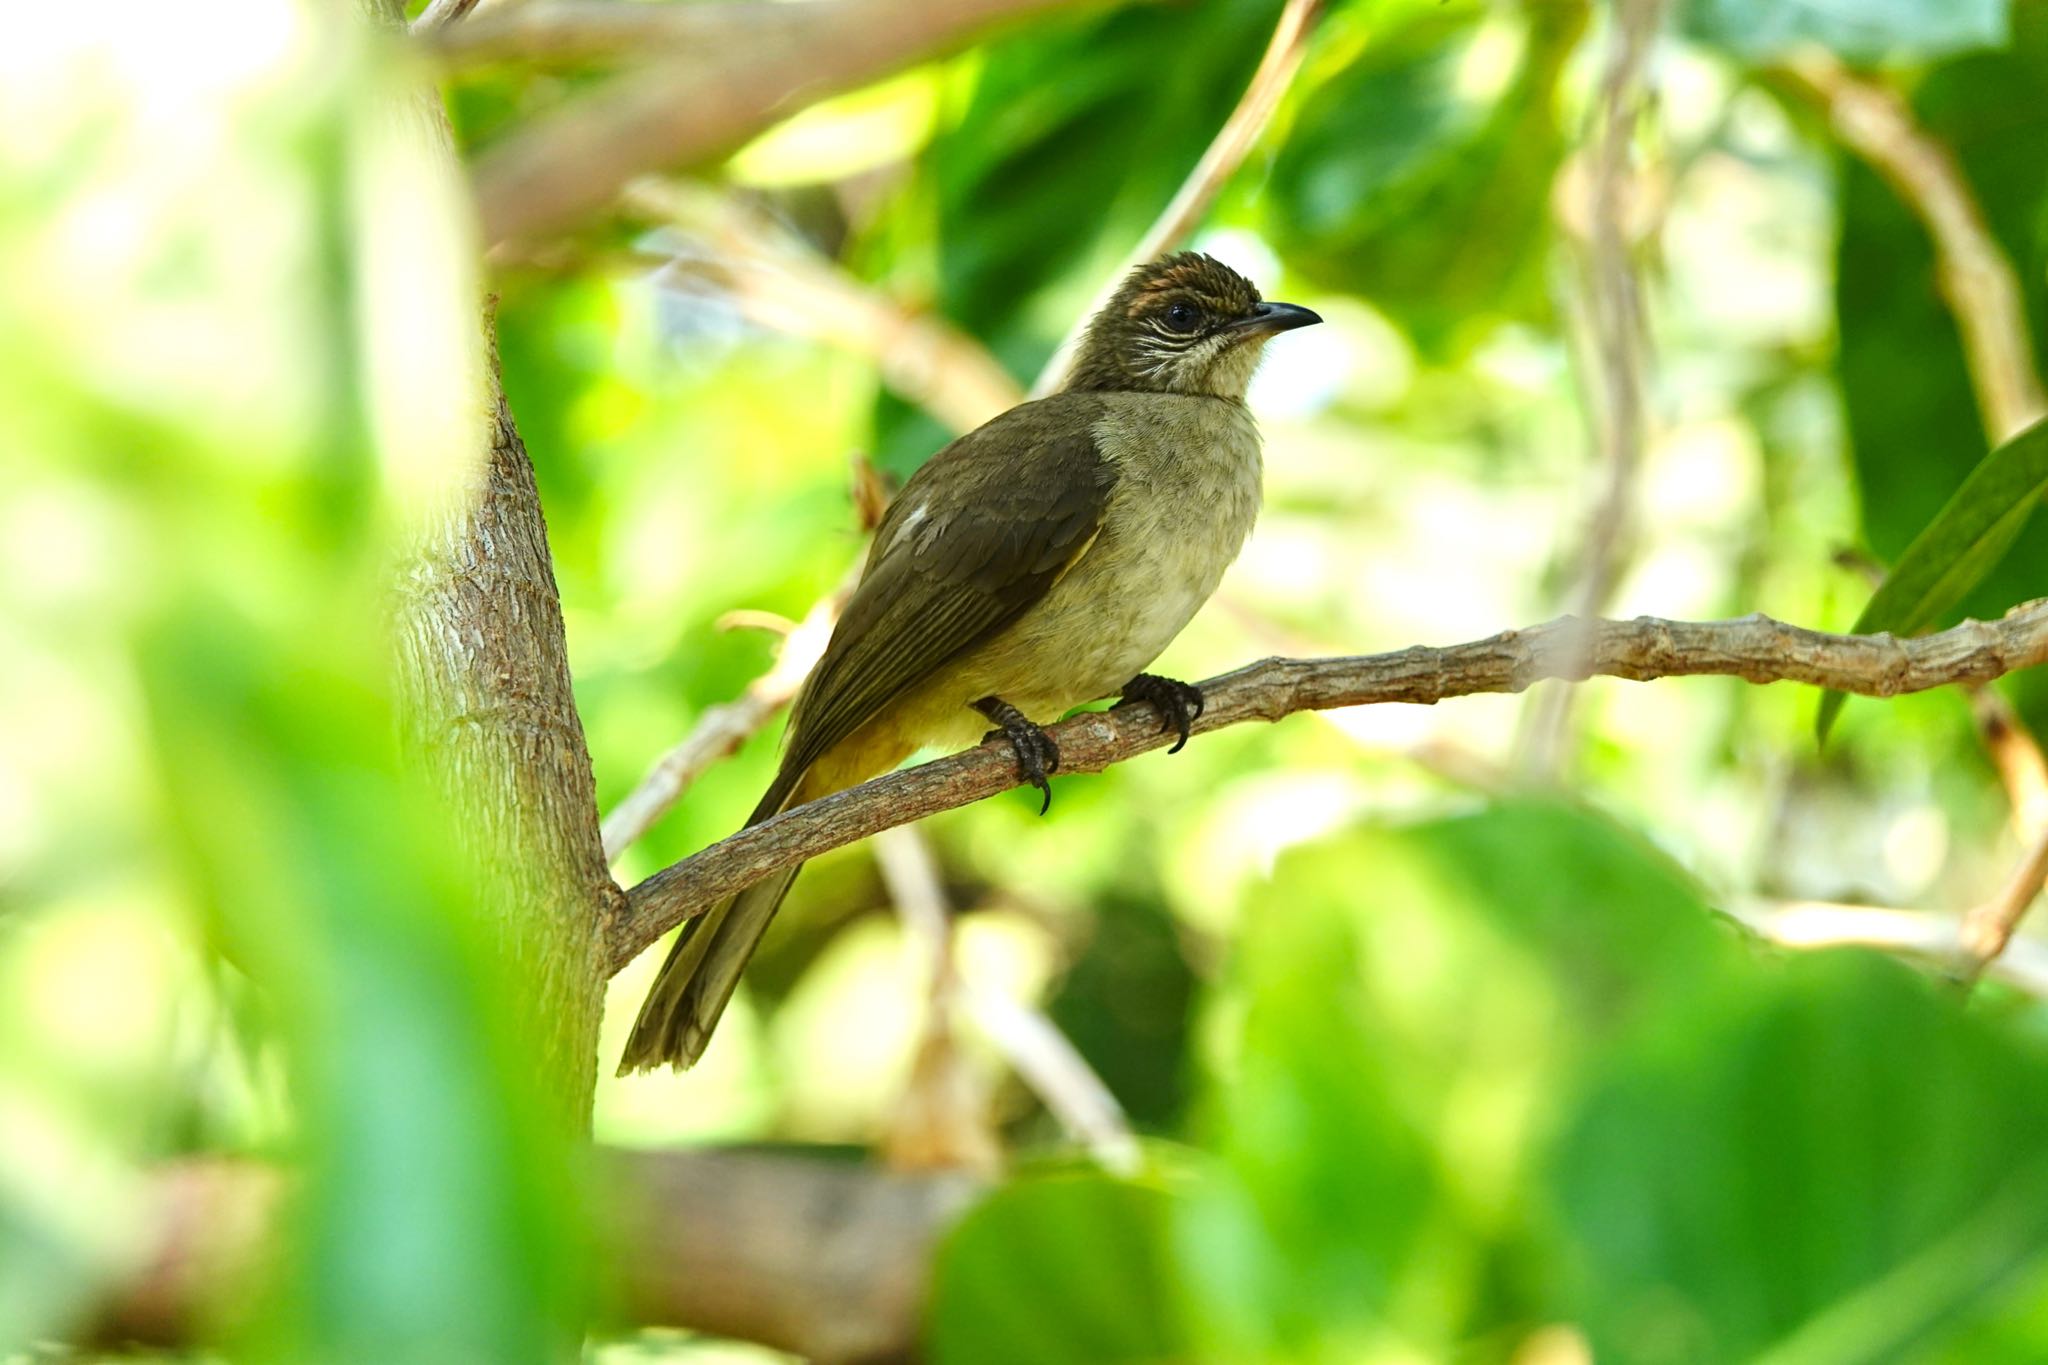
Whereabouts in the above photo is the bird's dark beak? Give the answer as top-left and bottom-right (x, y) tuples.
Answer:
(1229, 300), (1323, 337)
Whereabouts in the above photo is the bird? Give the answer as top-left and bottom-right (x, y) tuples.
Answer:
(619, 252), (1320, 1072)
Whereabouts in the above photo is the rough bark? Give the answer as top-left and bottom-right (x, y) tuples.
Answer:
(390, 357), (625, 1126)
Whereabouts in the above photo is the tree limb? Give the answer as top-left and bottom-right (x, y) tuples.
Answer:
(89, 1152), (980, 1365)
(608, 601), (2048, 973)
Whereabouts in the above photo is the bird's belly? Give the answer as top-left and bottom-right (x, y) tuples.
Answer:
(936, 502), (1255, 735)
(890, 394), (1263, 752)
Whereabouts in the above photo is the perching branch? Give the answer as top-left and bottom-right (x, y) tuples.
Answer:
(608, 601), (2048, 973)
(1031, 0), (1326, 396)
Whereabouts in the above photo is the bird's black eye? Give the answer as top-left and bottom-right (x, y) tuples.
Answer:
(1162, 300), (1202, 333)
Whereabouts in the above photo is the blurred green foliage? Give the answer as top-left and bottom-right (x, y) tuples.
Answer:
(8, 0), (2048, 1361)
(1, 3), (582, 1359)
(930, 803), (2048, 1361)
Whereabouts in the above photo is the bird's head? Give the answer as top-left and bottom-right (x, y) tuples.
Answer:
(1064, 252), (1321, 399)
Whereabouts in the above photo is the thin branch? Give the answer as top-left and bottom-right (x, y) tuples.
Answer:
(1958, 826), (2048, 987)
(469, 0), (1101, 251)
(627, 183), (1024, 434)
(1030, 0), (1326, 396)
(875, 826), (1140, 1173)
(1973, 688), (2048, 838)
(608, 601), (2048, 972)
(1781, 51), (2047, 441)
(599, 453), (890, 863)
(1729, 900), (2048, 998)
(962, 987), (1141, 1174)
(410, 0), (484, 33)
(1519, 0), (1663, 775)
(1776, 54), (2048, 983)
(1564, 0), (1661, 617)
(877, 825), (1004, 1174)
(428, 0), (830, 66)
(599, 587), (844, 864)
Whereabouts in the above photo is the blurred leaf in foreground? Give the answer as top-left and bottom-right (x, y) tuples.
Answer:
(0, 1), (583, 1358)
(1556, 952), (2048, 1364)
(928, 1171), (1188, 1365)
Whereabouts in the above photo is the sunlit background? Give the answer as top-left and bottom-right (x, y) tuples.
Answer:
(6, 0), (2048, 1360)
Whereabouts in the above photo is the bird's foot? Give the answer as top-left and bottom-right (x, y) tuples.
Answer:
(974, 696), (1060, 815)
(1114, 673), (1205, 754)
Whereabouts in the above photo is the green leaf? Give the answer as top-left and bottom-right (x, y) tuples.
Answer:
(1816, 417), (2048, 740)
(927, 1172), (1190, 1365)
(1554, 951), (2048, 1364)
(1685, 0), (2009, 63)
(1180, 799), (1731, 1359)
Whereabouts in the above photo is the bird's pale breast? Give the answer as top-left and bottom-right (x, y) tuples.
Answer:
(908, 392), (1263, 747)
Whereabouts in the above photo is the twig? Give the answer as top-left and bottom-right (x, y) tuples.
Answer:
(1519, 0), (1662, 774)
(470, 0), (1098, 251)
(962, 988), (1141, 1175)
(1781, 51), (2047, 441)
(410, 0), (484, 33)
(1957, 827), (2048, 987)
(608, 601), (2048, 972)
(874, 827), (1140, 1173)
(877, 826), (1003, 1174)
(1565, 0), (1661, 617)
(599, 587), (845, 863)
(627, 183), (1024, 434)
(1030, 0), (1326, 396)
(1729, 900), (2048, 998)
(428, 0), (829, 65)
(1973, 689), (2048, 838)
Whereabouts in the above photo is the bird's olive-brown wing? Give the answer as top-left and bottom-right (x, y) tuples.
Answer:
(771, 396), (1117, 799)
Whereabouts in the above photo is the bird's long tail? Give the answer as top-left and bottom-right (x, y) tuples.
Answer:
(616, 784), (804, 1074)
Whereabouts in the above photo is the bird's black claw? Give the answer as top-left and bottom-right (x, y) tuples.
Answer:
(974, 696), (1060, 815)
(1115, 673), (1204, 754)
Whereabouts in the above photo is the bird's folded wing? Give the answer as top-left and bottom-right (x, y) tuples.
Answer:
(773, 397), (1118, 796)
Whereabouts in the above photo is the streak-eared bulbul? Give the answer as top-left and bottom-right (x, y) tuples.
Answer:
(620, 252), (1321, 1071)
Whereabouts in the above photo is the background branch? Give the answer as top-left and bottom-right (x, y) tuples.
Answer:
(600, 580), (846, 864)
(1031, 0), (1325, 396)
(1781, 51), (2047, 441)
(1730, 900), (2048, 997)
(92, 1153), (979, 1365)
(470, 0), (1103, 251)
(1519, 0), (1663, 775)
(610, 602), (2048, 972)
(626, 183), (1024, 434)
